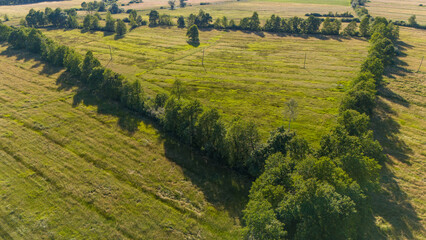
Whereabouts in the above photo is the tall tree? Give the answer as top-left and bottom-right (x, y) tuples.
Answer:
(116, 19), (127, 36)
(186, 24), (200, 45)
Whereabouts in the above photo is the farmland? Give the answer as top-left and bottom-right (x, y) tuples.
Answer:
(43, 27), (368, 142)
(0, 44), (250, 239)
(0, 0), (425, 238)
(370, 27), (426, 239)
(366, 0), (426, 25)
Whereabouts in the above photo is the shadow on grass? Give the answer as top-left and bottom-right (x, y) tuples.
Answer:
(55, 70), (251, 219)
(366, 53), (423, 238)
(0, 46), (62, 75)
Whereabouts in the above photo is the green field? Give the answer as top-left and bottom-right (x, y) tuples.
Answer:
(369, 27), (426, 239)
(0, 0), (425, 238)
(0, 45), (250, 239)
(366, 0), (426, 25)
(43, 27), (368, 142)
(254, 0), (349, 6)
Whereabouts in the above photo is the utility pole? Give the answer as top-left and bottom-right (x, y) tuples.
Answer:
(106, 45), (113, 67)
(303, 52), (307, 69)
(202, 48), (206, 72)
(416, 56), (424, 73)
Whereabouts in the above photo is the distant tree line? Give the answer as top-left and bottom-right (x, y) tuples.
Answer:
(305, 11), (354, 18)
(0, 13), (400, 238)
(21, 8), (370, 39)
(0, 0), (62, 5)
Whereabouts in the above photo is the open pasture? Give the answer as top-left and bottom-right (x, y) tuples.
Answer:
(43, 27), (368, 142)
(0, 45), (250, 239)
(366, 0), (426, 25)
(370, 27), (426, 239)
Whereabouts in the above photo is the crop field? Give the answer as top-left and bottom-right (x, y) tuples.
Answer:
(366, 0), (426, 25)
(0, 44), (251, 239)
(43, 27), (368, 142)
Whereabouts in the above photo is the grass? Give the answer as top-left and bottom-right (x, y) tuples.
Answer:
(368, 27), (426, 239)
(253, 0), (350, 6)
(366, 0), (426, 25)
(43, 27), (368, 142)
(0, 44), (250, 239)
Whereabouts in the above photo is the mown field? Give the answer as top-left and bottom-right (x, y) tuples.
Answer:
(43, 27), (368, 142)
(366, 0), (426, 25)
(0, 0), (425, 238)
(0, 0), (354, 24)
(369, 27), (426, 239)
(0, 44), (251, 239)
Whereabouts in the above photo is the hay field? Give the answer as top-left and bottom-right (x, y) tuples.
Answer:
(0, 44), (250, 239)
(43, 27), (368, 142)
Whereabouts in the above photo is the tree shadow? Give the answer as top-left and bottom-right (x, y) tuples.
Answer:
(187, 40), (200, 47)
(371, 97), (412, 164)
(163, 139), (251, 218)
(55, 70), (251, 219)
(0, 46), (61, 75)
(366, 82), (423, 238)
(103, 31), (115, 37)
(114, 34), (125, 40)
(365, 163), (424, 239)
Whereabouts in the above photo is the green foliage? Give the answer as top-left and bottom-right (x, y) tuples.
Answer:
(195, 108), (227, 161)
(243, 198), (286, 240)
(249, 12), (261, 31)
(64, 49), (82, 77)
(154, 92), (169, 109)
(369, 32), (396, 66)
(0, 22), (11, 42)
(359, 15), (370, 37)
(408, 15), (418, 27)
(186, 24), (199, 45)
(343, 20), (358, 36)
(244, 152), (367, 240)
(321, 17), (341, 35)
(179, 0), (187, 8)
(337, 109), (369, 136)
(67, 15), (79, 29)
(116, 19), (127, 36)
(8, 28), (28, 49)
(105, 12), (116, 32)
(177, 16), (185, 28)
(83, 14), (99, 31)
(226, 118), (260, 170)
(340, 83), (376, 115)
(121, 80), (145, 112)
(26, 28), (44, 53)
(81, 51), (101, 81)
(149, 10), (159, 26)
(360, 56), (384, 85)
(187, 10), (212, 28)
(159, 14), (173, 26)
(302, 15), (322, 34)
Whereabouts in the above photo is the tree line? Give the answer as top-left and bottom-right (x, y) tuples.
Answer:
(0, 0), (61, 5)
(22, 8), (372, 39)
(0, 14), (400, 238)
(243, 16), (400, 239)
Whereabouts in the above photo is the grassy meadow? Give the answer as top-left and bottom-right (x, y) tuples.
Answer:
(43, 27), (368, 142)
(0, 44), (251, 239)
(0, 0), (425, 238)
(366, 0), (426, 25)
(369, 27), (426, 239)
